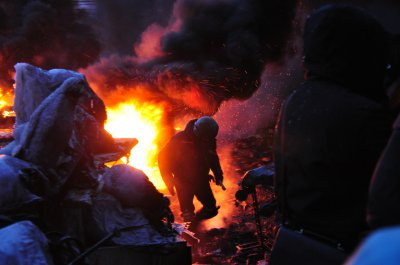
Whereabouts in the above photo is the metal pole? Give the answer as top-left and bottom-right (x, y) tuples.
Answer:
(251, 191), (266, 253)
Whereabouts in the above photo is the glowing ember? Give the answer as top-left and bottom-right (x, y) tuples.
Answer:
(104, 101), (166, 190)
(2, 110), (15, 118)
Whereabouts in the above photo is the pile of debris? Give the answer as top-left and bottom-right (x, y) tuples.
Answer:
(0, 63), (190, 265)
(188, 184), (278, 265)
(184, 137), (279, 265)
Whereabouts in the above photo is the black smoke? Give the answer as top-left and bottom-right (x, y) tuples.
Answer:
(84, 0), (298, 115)
(93, 0), (174, 55)
(0, 0), (100, 90)
(159, 0), (297, 108)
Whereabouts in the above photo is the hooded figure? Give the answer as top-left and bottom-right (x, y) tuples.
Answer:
(367, 37), (400, 229)
(158, 116), (223, 222)
(273, 4), (394, 251)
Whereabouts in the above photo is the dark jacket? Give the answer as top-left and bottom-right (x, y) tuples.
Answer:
(273, 5), (393, 250)
(158, 120), (223, 190)
(368, 115), (400, 229)
(274, 79), (393, 248)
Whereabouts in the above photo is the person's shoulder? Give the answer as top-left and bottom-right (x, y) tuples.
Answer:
(169, 130), (191, 143)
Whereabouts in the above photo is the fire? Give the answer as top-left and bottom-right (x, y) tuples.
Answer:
(0, 88), (13, 108)
(104, 101), (167, 190)
(0, 87), (14, 118)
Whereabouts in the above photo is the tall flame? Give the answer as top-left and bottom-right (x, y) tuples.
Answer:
(104, 101), (167, 190)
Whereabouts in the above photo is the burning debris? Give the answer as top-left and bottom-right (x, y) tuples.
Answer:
(0, 63), (190, 265)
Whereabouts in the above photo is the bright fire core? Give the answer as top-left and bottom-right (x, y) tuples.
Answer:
(104, 101), (166, 190)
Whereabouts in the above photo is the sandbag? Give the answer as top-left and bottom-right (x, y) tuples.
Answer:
(0, 221), (53, 265)
(103, 164), (164, 209)
(88, 193), (177, 246)
(103, 164), (173, 226)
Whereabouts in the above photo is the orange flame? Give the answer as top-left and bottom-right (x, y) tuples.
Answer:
(0, 87), (14, 118)
(0, 88), (13, 108)
(104, 100), (167, 190)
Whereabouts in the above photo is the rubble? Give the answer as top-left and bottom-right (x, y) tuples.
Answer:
(0, 63), (188, 265)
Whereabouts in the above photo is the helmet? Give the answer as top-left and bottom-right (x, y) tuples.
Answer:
(193, 116), (219, 140)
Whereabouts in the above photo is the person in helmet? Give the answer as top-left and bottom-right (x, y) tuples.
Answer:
(158, 116), (224, 222)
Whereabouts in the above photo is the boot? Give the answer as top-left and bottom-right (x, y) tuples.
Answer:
(195, 206), (219, 220)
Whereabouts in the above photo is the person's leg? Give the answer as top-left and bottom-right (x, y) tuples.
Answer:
(194, 181), (218, 219)
(175, 183), (195, 221)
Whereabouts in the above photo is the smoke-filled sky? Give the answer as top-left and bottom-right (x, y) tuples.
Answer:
(0, 0), (101, 88)
(1, 0), (400, 126)
(83, 0), (298, 116)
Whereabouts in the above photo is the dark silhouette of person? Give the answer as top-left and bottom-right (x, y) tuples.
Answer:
(158, 116), (223, 222)
(367, 35), (400, 229)
(368, 115), (400, 229)
(273, 4), (394, 251)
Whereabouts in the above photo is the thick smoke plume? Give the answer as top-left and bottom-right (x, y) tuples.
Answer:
(83, 0), (298, 115)
(0, 0), (100, 90)
(93, 0), (174, 56)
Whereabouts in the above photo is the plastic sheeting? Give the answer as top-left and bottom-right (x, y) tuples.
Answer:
(0, 63), (177, 260)
(0, 221), (53, 265)
(90, 193), (178, 246)
(102, 164), (174, 230)
(103, 164), (164, 208)
(11, 77), (85, 169)
(1, 63), (111, 194)
(13, 63), (84, 126)
(0, 155), (42, 213)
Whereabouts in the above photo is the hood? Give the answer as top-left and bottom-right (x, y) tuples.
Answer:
(303, 4), (390, 101)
